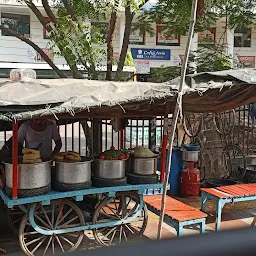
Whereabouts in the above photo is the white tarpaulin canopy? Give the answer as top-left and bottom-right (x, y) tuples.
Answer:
(0, 69), (256, 121)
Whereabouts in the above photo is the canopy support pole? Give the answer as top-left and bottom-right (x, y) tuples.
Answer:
(120, 128), (124, 149)
(12, 120), (18, 199)
(157, 0), (198, 240)
(160, 103), (169, 183)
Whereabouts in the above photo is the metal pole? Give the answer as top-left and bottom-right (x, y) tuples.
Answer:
(157, 0), (199, 239)
(12, 120), (18, 199)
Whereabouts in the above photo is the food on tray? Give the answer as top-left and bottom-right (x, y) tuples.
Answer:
(65, 151), (81, 161)
(23, 159), (42, 164)
(54, 151), (81, 162)
(23, 153), (40, 160)
(53, 152), (65, 161)
(22, 148), (41, 164)
(22, 148), (40, 155)
(99, 147), (129, 160)
(132, 146), (156, 158)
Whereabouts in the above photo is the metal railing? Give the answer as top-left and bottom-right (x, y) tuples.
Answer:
(0, 105), (254, 156)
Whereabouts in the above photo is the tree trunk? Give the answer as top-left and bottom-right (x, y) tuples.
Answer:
(42, 0), (58, 24)
(115, 6), (134, 81)
(26, 0), (83, 79)
(80, 120), (93, 156)
(0, 25), (66, 78)
(26, 0), (51, 30)
(106, 11), (118, 81)
(61, 0), (77, 21)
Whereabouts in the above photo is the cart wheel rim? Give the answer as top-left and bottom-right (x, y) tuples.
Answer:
(19, 200), (85, 256)
(183, 113), (202, 137)
(214, 110), (235, 135)
(8, 206), (27, 235)
(92, 192), (148, 247)
(223, 144), (246, 181)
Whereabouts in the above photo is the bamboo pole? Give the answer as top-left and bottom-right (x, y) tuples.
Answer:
(157, 0), (199, 240)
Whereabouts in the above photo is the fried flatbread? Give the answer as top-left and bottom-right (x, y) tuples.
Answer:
(22, 158), (42, 164)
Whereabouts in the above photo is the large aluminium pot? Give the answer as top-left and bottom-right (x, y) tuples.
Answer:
(131, 157), (157, 175)
(182, 150), (199, 162)
(94, 159), (126, 179)
(55, 158), (92, 184)
(5, 161), (51, 189)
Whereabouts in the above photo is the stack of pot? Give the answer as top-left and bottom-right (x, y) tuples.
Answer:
(126, 147), (159, 184)
(92, 146), (128, 187)
(53, 157), (93, 192)
(4, 158), (52, 198)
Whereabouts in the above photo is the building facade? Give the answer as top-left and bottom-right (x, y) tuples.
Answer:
(0, 0), (255, 76)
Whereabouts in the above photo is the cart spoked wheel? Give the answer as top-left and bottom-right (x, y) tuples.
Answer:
(183, 113), (202, 138)
(213, 109), (235, 135)
(19, 199), (85, 256)
(92, 192), (148, 247)
(223, 144), (246, 181)
(7, 205), (27, 234)
(193, 137), (206, 182)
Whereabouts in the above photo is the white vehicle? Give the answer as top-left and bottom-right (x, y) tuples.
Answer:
(0, 62), (135, 79)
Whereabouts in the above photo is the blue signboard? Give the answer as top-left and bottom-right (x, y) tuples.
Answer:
(131, 48), (171, 60)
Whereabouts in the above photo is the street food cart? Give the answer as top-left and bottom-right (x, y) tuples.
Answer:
(0, 69), (256, 255)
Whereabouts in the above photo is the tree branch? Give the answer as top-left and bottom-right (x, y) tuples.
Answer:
(25, 0), (51, 32)
(59, 0), (93, 75)
(42, 0), (58, 24)
(61, 0), (78, 21)
(0, 25), (66, 78)
(115, 6), (134, 81)
(106, 11), (118, 80)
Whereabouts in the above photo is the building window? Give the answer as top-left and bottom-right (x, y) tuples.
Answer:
(1, 13), (30, 37)
(234, 28), (251, 47)
(129, 25), (145, 45)
(198, 28), (216, 45)
(91, 22), (108, 42)
(156, 25), (180, 46)
(43, 17), (51, 39)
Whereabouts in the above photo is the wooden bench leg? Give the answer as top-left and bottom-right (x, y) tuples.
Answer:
(216, 200), (225, 231)
(251, 217), (256, 226)
(176, 223), (183, 237)
(200, 219), (206, 234)
(201, 192), (207, 212)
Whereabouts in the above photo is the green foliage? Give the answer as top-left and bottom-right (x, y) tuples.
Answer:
(138, 0), (256, 38)
(124, 50), (135, 67)
(151, 66), (181, 83)
(196, 44), (232, 72)
(51, 0), (145, 79)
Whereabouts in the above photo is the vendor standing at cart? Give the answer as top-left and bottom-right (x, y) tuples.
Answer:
(18, 118), (62, 161)
(0, 119), (62, 188)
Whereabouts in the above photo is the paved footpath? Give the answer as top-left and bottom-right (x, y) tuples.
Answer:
(0, 201), (254, 255)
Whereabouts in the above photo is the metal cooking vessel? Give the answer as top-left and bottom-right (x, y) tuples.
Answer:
(5, 161), (51, 190)
(94, 159), (126, 179)
(125, 158), (131, 173)
(131, 157), (157, 175)
(182, 150), (199, 162)
(55, 158), (92, 184)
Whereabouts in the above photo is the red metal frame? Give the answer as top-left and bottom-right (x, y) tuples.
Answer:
(12, 121), (18, 199)
(120, 129), (124, 149)
(43, 17), (51, 39)
(160, 103), (169, 182)
(160, 131), (167, 182)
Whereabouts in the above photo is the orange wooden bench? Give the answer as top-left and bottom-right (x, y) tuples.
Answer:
(144, 195), (207, 236)
(201, 184), (256, 231)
